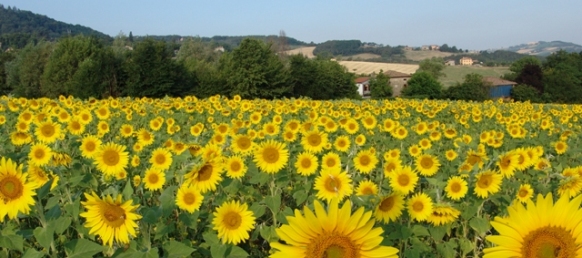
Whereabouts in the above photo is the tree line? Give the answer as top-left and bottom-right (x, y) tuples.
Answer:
(0, 35), (360, 100)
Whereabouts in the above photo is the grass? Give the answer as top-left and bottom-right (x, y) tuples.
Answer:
(405, 50), (453, 61)
(440, 65), (510, 87)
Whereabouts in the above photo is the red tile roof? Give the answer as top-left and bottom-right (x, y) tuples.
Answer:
(355, 77), (370, 83)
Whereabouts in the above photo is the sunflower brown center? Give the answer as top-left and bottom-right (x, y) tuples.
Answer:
(222, 211), (242, 230)
(103, 204), (126, 228)
(359, 155), (371, 166)
(34, 148), (46, 159)
(85, 141), (96, 152)
(325, 177), (340, 193)
(155, 154), (166, 165)
(308, 134), (322, 147)
(40, 124), (55, 137)
(237, 137), (251, 150)
(148, 173), (159, 184)
(326, 158), (336, 168)
(183, 192), (196, 205)
(361, 187), (374, 195)
(71, 121), (81, 130)
(301, 158), (312, 169)
(477, 174), (492, 189)
(0, 176), (24, 200)
(262, 147), (280, 164)
(521, 226), (576, 258)
(102, 149), (120, 166)
(518, 188), (529, 198)
(230, 161), (241, 172)
(337, 140), (346, 148)
(197, 164), (213, 181)
(379, 196), (395, 212)
(413, 201), (424, 212)
(398, 174), (410, 186)
(420, 157), (433, 169)
(451, 182), (462, 193)
(306, 234), (359, 258)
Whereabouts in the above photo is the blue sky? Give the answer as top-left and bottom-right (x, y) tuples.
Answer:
(3, 1), (581, 50)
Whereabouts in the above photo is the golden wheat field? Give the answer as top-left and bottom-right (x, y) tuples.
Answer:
(338, 61), (419, 75)
(0, 95), (581, 257)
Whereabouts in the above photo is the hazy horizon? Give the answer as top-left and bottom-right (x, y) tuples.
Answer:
(2, 1), (581, 50)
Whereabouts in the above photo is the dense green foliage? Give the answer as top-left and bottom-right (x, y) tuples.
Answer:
(542, 51), (582, 103)
(417, 57), (446, 79)
(448, 50), (531, 67)
(313, 40), (405, 61)
(369, 70), (392, 99)
(0, 5), (111, 49)
(5, 41), (53, 98)
(444, 73), (490, 101)
(401, 72), (443, 99)
(439, 44), (466, 53)
(511, 84), (543, 102)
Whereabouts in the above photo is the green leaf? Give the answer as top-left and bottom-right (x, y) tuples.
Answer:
(64, 239), (104, 258)
(227, 246), (249, 258)
(264, 195), (281, 214)
(0, 234), (23, 252)
(51, 216), (72, 235)
(33, 226), (54, 249)
(36, 178), (53, 200)
(412, 225), (430, 237)
(202, 231), (220, 245)
(142, 207), (162, 224)
(21, 248), (44, 258)
(178, 211), (199, 229)
(437, 240), (457, 258)
(163, 240), (195, 258)
(249, 203), (265, 218)
(292, 190), (308, 205)
(259, 225), (278, 242)
(122, 180), (134, 200)
(458, 238), (474, 255)
(210, 243), (228, 258)
(400, 225), (412, 239)
(159, 185), (178, 217)
(429, 225), (447, 241)
(469, 217), (491, 235)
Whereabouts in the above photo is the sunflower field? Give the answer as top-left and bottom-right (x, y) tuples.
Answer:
(0, 94), (581, 258)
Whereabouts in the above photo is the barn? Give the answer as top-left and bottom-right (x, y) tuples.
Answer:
(483, 77), (518, 99)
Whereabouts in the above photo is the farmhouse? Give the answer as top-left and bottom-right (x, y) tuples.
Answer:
(384, 70), (412, 97)
(355, 77), (371, 98)
(459, 57), (474, 66)
(444, 60), (455, 66)
(483, 77), (518, 99)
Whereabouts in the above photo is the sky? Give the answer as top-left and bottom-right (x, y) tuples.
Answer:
(3, 1), (582, 50)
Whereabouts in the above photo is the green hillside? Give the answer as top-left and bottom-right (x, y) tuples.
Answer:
(440, 66), (510, 87)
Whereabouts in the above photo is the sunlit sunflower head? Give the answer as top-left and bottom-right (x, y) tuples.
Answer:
(465, 149), (488, 169)
(270, 199), (399, 258)
(79, 135), (102, 159)
(445, 149), (458, 161)
(321, 152), (341, 171)
(231, 134), (254, 156)
(149, 148), (173, 171)
(355, 179), (378, 196)
(0, 157), (36, 221)
(28, 143), (53, 167)
(34, 120), (61, 144)
(171, 142), (187, 155)
(136, 128), (154, 146)
(93, 142), (129, 176)
(120, 124), (134, 138)
(408, 144), (422, 157)
(484, 193), (582, 258)
(66, 118), (85, 136)
(428, 203), (460, 226)
(10, 131), (32, 146)
(515, 183), (534, 203)
(554, 140), (568, 155)
(384, 149), (401, 160)
(375, 193), (405, 224)
(225, 155), (248, 179)
(27, 165), (50, 189)
(343, 118), (360, 135)
(184, 158), (223, 193)
(415, 154), (441, 176)
(534, 158), (552, 171)
(354, 134), (366, 146)
(557, 175), (582, 198)
(314, 168), (353, 202)
(474, 170), (502, 199)
(253, 140), (289, 174)
(80, 192), (141, 247)
(389, 166), (419, 195)
(391, 126), (409, 140)
(333, 135), (351, 153)
(97, 121), (110, 135)
(212, 200), (256, 245)
(143, 167), (165, 191)
(176, 184), (204, 213)
(407, 192), (433, 222)
(353, 149), (378, 174)
(445, 176), (468, 201)
(301, 130), (329, 154)
(418, 138), (432, 150)
(294, 152), (319, 176)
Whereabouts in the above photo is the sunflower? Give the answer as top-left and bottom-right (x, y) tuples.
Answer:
(212, 200), (256, 245)
(301, 130), (328, 154)
(474, 170), (502, 199)
(496, 151), (518, 178)
(184, 158), (223, 193)
(428, 203), (460, 226)
(389, 166), (419, 195)
(484, 193), (582, 258)
(253, 140), (289, 174)
(149, 148), (173, 171)
(80, 192), (141, 247)
(97, 121), (110, 135)
(407, 192), (433, 222)
(516, 183), (534, 203)
(225, 155), (248, 179)
(294, 152), (319, 176)
(445, 176), (468, 200)
(354, 134), (366, 146)
(408, 144), (422, 157)
(513, 148), (532, 171)
(143, 168), (165, 191)
(375, 193), (405, 224)
(231, 134), (254, 156)
(391, 126), (408, 140)
(270, 199), (399, 258)
(120, 124), (134, 138)
(353, 149), (378, 174)
(28, 143), (53, 167)
(314, 168), (353, 201)
(176, 184), (204, 213)
(321, 152), (341, 171)
(343, 118), (360, 134)
(445, 149), (458, 161)
(465, 149), (488, 169)
(415, 154), (441, 176)
(0, 158), (36, 222)
(27, 165), (50, 188)
(34, 120), (61, 143)
(10, 131), (32, 146)
(383, 158), (403, 176)
(356, 180), (378, 196)
(136, 129), (154, 146)
(67, 119), (85, 135)
(557, 176), (582, 198)
(282, 130), (297, 142)
(333, 135), (351, 153)
(93, 142), (129, 176)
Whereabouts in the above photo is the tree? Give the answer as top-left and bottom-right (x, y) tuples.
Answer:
(401, 71), (443, 99)
(542, 50), (582, 103)
(509, 56), (542, 74)
(511, 84), (543, 103)
(0, 51), (15, 94)
(123, 38), (193, 98)
(6, 41), (54, 98)
(417, 57), (446, 79)
(220, 38), (291, 99)
(444, 73), (490, 101)
(369, 70), (392, 99)
(128, 31), (134, 43)
(515, 63), (543, 93)
(176, 37), (224, 98)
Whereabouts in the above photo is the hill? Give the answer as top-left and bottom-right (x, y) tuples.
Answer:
(500, 41), (582, 57)
(440, 66), (510, 87)
(0, 4), (111, 49)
